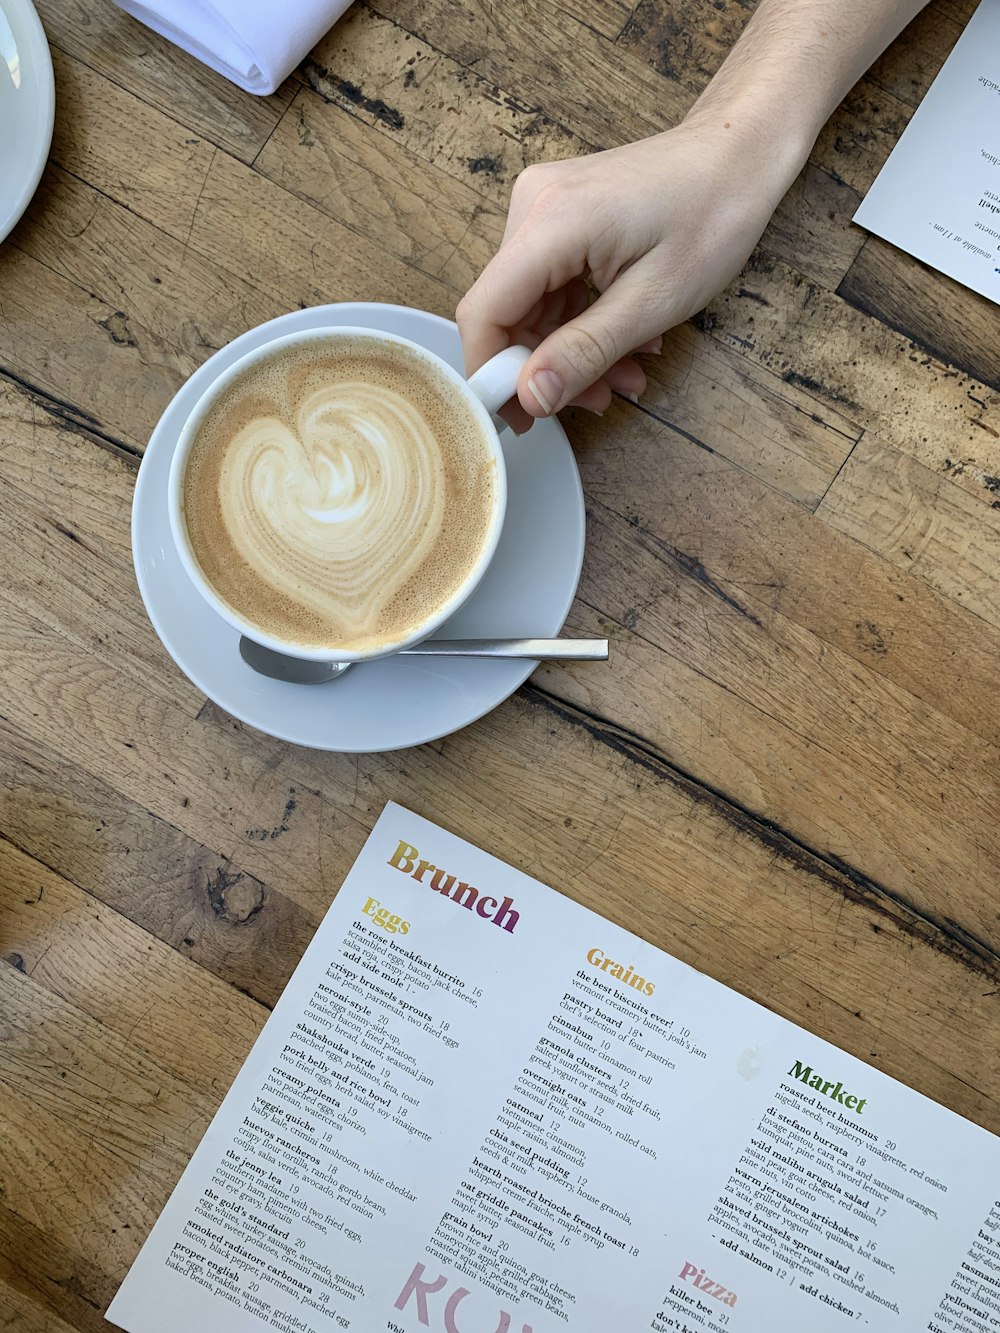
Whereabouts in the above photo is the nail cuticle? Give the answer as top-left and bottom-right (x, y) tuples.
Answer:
(526, 370), (563, 416)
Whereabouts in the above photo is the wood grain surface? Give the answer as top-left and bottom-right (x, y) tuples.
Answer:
(2, 1), (999, 1327)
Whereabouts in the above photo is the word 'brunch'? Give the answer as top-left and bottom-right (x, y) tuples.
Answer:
(388, 839), (520, 933)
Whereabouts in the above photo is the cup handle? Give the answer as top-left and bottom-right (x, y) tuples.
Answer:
(466, 345), (532, 415)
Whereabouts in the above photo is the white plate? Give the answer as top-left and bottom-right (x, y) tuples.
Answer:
(132, 303), (587, 752)
(0, 0), (54, 243)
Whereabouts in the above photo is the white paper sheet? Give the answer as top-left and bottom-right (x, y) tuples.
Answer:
(108, 802), (1000, 1332)
(854, 0), (1000, 304)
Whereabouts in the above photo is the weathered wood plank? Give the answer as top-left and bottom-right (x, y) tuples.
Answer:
(0, 378), (204, 714)
(818, 433), (1000, 628)
(763, 163), (867, 294)
(0, 716), (316, 1009)
(0, 965), (211, 1169)
(568, 402), (1000, 750)
(641, 321), (859, 506)
(34, 0), (296, 162)
(1, 149), (279, 453)
(0, 571), (388, 922)
(561, 419), (1000, 941)
(258, 87), (508, 297)
(300, 6), (596, 196)
(812, 81), (916, 201)
(41, 57), (447, 314)
(929, 0), (978, 28)
(550, 0), (634, 40)
(362, 0), (680, 148)
(47, 45), (217, 242)
(0, 837), (266, 1092)
(0, 239), (154, 453)
(569, 517), (1000, 948)
(0, 969), (210, 1269)
(616, 0), (749, 91)
(838, 234), (1000, 404)
(0, 1202), (115, 1332)
(867, 5), (963, 108)
(702, 251), (1000, 489)
(0, 1272), (92, 1333)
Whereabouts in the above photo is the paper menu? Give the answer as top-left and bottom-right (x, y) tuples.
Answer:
(854, 0), (1000, 304)
(107, 802), (1000, 1332)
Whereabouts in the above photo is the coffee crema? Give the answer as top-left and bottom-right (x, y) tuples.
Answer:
(181, 337), (498, 651)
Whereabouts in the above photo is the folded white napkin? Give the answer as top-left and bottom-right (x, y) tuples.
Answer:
(112, 0), (353, 95)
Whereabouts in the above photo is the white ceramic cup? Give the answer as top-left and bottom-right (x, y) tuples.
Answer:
(167, 326), (530, 662)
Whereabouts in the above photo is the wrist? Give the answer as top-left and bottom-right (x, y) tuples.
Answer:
(680, 86), (815, 204)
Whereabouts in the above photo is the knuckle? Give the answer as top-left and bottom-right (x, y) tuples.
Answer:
(456, 283), (489, 330)
(560, 323), (617, 378)
(515, 163), (573, 216)
(513, 161), (549, 195)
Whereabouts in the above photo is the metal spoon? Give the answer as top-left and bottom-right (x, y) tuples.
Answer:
(240, 635), (608, 684)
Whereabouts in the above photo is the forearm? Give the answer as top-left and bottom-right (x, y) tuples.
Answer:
(457, 0), (937, 411)
(684, 0), (932, 187)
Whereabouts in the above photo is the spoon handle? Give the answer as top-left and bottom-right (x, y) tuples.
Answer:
(402, 638), (608, 660)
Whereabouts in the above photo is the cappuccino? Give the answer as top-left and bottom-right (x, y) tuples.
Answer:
(180, 336), (499, 652)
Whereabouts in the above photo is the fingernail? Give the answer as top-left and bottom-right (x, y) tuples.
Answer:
(626, 391), (640, 404)
(526, 370), (563, 416)
(651, 336), (663, 354)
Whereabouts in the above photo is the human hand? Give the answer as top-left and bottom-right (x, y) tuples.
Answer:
(456, 119), (794, 432)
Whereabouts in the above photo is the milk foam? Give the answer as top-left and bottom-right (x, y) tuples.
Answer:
(182, 338), (497, 650)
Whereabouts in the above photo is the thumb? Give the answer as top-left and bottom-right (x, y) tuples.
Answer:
(517, 265), (666, 417)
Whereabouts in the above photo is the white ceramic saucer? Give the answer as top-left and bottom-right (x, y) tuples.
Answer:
(132, 303), (586, 752)
(0, 0), (55, 243)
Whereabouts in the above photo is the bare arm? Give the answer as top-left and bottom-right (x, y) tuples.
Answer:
(457, 0), (931, 429)
(687, 0), (929, 172)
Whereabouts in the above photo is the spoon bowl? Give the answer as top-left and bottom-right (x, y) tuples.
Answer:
(240, 639), (353, 682)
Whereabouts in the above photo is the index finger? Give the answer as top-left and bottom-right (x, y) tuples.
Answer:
(456, 219), (583, 376)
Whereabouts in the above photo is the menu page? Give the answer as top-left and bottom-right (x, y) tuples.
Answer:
(108, 802), (1000, 1333)
(854, 0), (1000, 302)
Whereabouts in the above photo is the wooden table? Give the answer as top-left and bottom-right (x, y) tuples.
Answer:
(2, 0), (998, 1327)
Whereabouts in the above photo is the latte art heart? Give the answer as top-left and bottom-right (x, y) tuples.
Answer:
(182, 338), (498, 651)
(223, 382), (447, 630)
